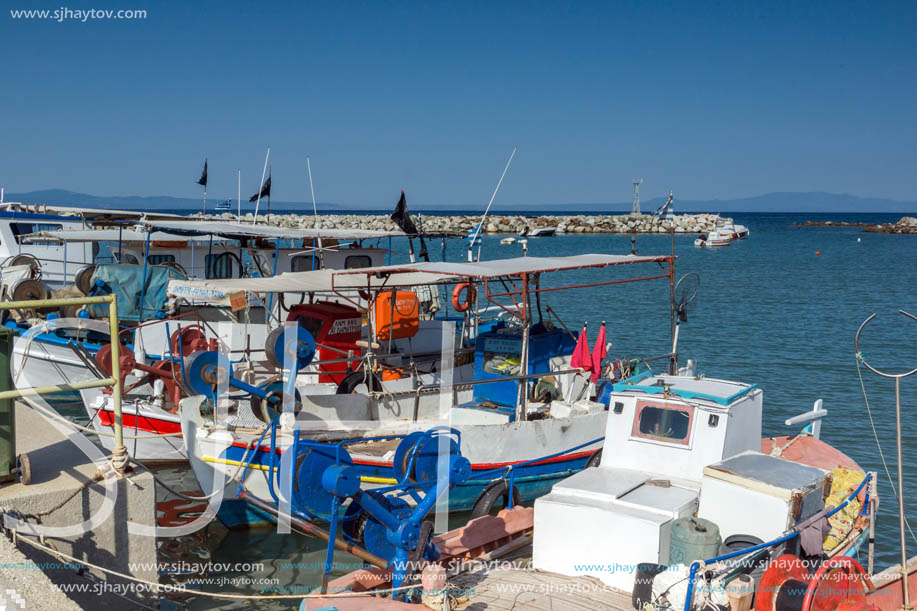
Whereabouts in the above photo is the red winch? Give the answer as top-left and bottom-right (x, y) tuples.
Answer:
(94, 327), (212, 412)
(755, 554), (878, 611)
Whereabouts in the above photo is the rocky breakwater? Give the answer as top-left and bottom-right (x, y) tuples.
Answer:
(205, 212), (728, 235)
(864, 216), (917, 234)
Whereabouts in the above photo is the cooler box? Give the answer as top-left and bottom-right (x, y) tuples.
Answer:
(697, 451), (829, 543)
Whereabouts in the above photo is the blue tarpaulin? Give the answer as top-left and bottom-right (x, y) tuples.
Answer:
(87, 264), (185, 321)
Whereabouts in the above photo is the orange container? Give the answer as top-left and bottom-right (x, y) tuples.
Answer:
(374, 290), (419, 341)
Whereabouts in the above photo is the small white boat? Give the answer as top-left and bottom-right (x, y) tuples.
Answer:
(733, 223), (750, 238)
(519, 226), (556, 237)
(500, 237), (516, 245)
(694, 228), (733, 248)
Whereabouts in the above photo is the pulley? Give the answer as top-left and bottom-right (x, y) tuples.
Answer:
(183, 350), (232, 398)
(265, 325), (315, 372)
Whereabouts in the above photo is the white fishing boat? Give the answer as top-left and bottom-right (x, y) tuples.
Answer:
(176, 253), (677, 527)
(9, 220), (446, 418)
(694, 227), (733, 247)
(319, 378), (877, 611)
(519, 226), (556, 237)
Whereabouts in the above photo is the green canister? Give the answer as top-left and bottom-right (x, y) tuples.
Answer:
(669, 517), (722, 565)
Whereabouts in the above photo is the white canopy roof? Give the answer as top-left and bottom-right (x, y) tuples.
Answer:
(335, 254), (670, 280)
(167, 253), (672, 304)
(0, 203), (185, 220)
(145, 220), (410, 241)
(22, 229), (201, 243)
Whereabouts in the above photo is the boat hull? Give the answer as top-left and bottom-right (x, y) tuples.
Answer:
(180, 397), (605, 528)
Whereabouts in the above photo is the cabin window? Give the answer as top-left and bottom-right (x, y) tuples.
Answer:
(205, 253), (235, 279)
(11, 223), (63, 245)
(291, 254), (318, 272)
(148, 254), (176, 265)
(631, 401), (694, 446)
(344, 255), (372, 269)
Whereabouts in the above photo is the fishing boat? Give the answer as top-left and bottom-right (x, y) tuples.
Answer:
(311, 379), (879, 610)
(519, 226), (556, 237)
(176, 253), (677, 527)
(215, 199), (233, 212)
(694, 227), (733, 247)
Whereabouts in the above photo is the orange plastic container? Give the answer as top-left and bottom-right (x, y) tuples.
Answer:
(374, 290), (419, 340)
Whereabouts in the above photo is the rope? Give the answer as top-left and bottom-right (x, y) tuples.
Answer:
(855, 355), (917, 546)
(128, 430), (266, 502)
(9, 531), (417, 600)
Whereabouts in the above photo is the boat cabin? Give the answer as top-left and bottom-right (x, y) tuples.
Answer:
(533, 373), (764, 591)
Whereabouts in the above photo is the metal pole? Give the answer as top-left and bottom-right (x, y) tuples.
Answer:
(868, 471), (877, 575)
(669, 258), (677, 374)
(854, 310), (916, 608)
(895, 376), (910, 609)
(516, 274), (530, 423)
(0, 378), (117, 400)
(108, 297), (126, 470)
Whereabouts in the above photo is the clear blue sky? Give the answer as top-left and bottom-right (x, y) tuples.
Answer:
(2, 1), (915, 206)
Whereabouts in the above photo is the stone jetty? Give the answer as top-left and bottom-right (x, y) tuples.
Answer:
(864, 216), (917, 234)
(201, 212), (730, 235)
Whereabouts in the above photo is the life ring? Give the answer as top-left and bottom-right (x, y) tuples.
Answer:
(451, 282), (475, 312)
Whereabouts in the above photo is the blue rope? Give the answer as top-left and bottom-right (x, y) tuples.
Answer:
(683, 472), (871, 611)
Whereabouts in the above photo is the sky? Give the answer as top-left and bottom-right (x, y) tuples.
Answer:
(1, 1), (916, 207)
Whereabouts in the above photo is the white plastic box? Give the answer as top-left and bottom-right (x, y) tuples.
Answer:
(697, 451), (829, 543)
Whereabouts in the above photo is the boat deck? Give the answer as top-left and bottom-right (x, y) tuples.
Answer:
(450, 542), (634, 610)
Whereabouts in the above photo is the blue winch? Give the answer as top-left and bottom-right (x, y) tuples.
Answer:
(242, 426), (470, 599)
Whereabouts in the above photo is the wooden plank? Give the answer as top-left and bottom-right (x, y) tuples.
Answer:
(450, 543), (634, 610)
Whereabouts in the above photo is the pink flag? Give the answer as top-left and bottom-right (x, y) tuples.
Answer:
(591, 322), (607, 383)
(570, 323), (592, 375)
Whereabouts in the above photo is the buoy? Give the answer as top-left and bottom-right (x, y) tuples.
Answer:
(815, 251), (820, 256)
(857, 238), (862, 243)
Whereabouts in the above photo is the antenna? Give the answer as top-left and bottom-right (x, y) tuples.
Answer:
(631, 178), (643, 215)
(252, 147), (271, 226)
(467, 147), (517, 262)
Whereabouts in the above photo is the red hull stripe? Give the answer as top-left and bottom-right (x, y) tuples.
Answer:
(97, 412), (182, 435)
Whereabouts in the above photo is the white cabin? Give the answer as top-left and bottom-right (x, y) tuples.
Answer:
(533, 373), (763, 592)
(0, 208), (94, 288)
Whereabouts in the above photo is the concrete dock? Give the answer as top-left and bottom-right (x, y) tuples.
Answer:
(0, 402), (158, 609)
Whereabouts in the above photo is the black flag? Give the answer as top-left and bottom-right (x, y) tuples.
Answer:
(197, 159), (208, 187)
(390, 191), (429, 262)
(250, 174), (271, 202)
(390, 191), (419, 235)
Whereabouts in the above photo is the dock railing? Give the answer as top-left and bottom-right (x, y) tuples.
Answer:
(0, 295), (126, 472)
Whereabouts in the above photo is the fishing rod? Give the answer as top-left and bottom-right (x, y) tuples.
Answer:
(467, 147), (517, 263)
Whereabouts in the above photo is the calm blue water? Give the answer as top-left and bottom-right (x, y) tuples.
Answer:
(158, 212), (917, 608)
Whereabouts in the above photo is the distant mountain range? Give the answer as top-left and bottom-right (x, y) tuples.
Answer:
(3, 189), (915, 214)
(0, 189), (345, 212)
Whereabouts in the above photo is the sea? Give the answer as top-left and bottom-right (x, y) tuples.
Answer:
(109, 211), (917, 609)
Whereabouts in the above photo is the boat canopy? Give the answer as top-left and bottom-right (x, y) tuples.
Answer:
(0, 203), (185, 220)
(21, 229), (202, 243)
(166, 253), (674, 307)
(144, 220), (461, 241)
